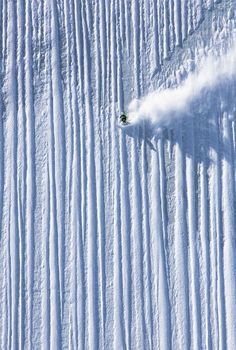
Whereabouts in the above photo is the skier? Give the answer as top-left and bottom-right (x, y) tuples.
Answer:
(120, 113), (128, 124)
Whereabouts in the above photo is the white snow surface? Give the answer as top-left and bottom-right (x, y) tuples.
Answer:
(0, 0), (236, 349)
(128, 38), (236, 127)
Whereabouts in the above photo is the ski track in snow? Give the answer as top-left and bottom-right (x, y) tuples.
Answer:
(0, 0), (236, 349)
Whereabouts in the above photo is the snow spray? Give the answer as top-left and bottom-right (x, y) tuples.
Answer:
(127, 41), (236, 127)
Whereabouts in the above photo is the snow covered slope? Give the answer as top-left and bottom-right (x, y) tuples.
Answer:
(0, 0), (236, 349)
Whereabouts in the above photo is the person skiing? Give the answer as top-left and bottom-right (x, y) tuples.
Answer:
(120, 113), (128, 124)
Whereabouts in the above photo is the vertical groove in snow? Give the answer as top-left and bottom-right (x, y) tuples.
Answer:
(208, 113), (226, 350)
(50, 0), (66, 324)
(40, 5), (51, 349)
(173, 139), (190, 349)
(71, 1), (85, 348)
(198, 157), (212, 349)
(151, 0), (160, 71)
(16, 0), (25, 347)
(157, 139), (172, 350)
(47, 2), (64, 345)
(140, 142), (153, 349)
(119, 133), (132, 350)
(174, 0), (182, 47)
(0, 0), (5, 343)
(221, 112), (236, 349)
(81, 2), (99, 348)
(25, 0), (36, 347)
(113, 1), (125, 348)
(131, 0), (140, 97)
(185, 122), (201, 350)
(181, 0), (188, 40)
(164, 0), (170, 59)
(7, 0), (19, 348)
(41, 166), (50, 350)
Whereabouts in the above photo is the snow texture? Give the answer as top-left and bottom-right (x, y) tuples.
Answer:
(0, 0), (236, 349)
(128, 37), (236, 128)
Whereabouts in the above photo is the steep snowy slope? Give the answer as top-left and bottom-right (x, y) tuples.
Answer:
(0, 0), (236, 349)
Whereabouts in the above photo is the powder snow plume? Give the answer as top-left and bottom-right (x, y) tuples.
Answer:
(128, 41), (236, 127)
